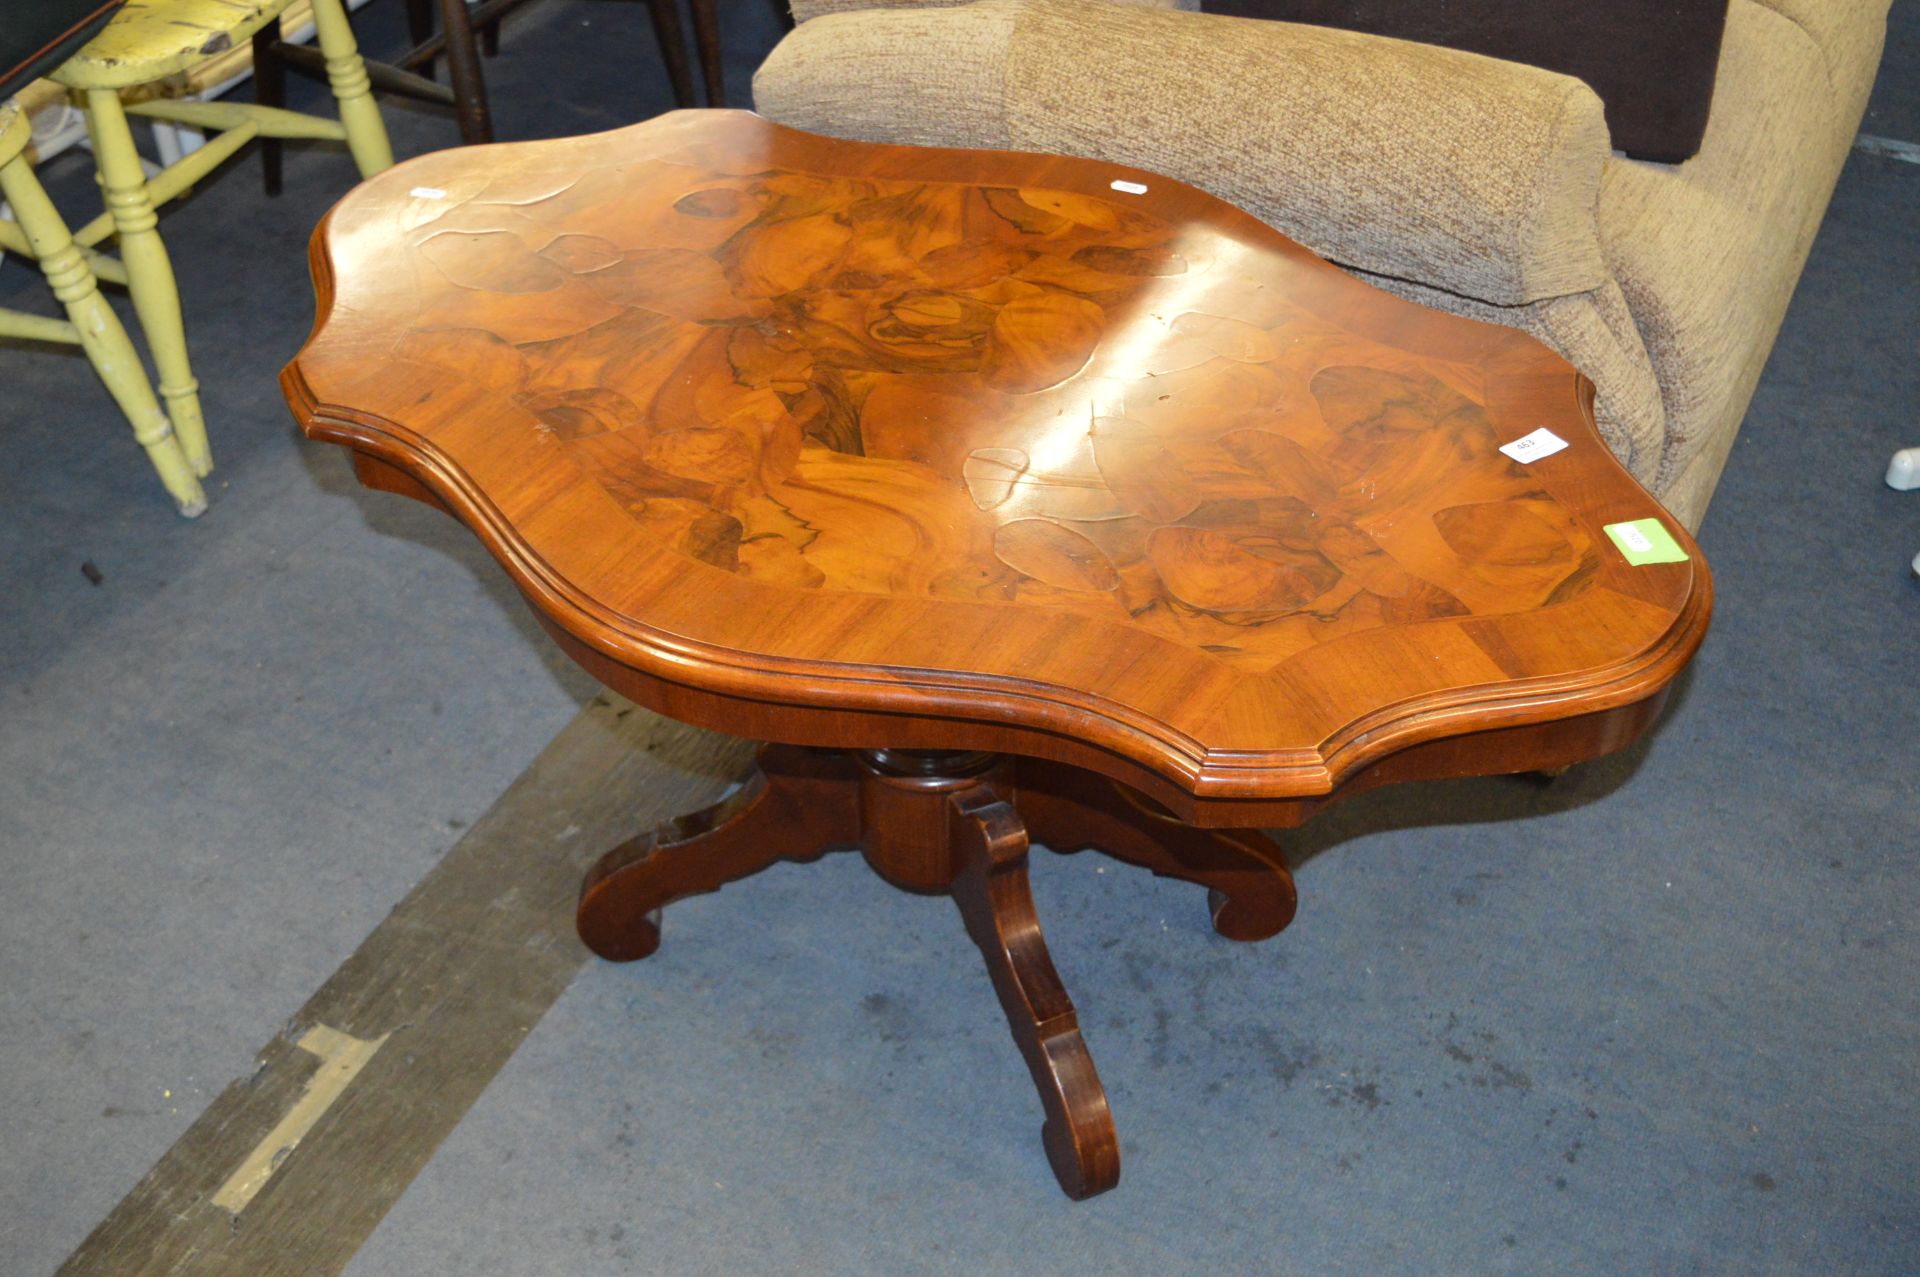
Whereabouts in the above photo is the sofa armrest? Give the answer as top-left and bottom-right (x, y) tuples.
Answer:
(756, 0), (1611, 306)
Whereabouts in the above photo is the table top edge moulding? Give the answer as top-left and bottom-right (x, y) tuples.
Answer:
(282, 110), (1712, 821)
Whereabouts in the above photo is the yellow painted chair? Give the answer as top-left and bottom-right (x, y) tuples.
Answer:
(45, 0), (394, 482)
(2, 97), (206, 515)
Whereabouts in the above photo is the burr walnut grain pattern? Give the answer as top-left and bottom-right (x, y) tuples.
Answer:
(284, 111), (1709, 814)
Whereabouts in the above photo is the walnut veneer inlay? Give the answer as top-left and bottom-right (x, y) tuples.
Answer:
(291, 113), (1703, 811)
(402, 163), (1596, 670)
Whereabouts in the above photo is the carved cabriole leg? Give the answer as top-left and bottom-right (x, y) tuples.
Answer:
(1015, 759), (1298, 942)
(946, 785), (1121, 1200)
(307, 0), (397, 176)
(576, 745), (859, 961)
(82, 88), (211, 479)
(0, 143), (205, 517)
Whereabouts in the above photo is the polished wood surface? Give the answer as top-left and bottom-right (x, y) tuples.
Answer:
(286, 111), (1708, 819)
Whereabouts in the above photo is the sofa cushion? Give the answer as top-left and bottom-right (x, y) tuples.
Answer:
(762, 1), (1021, 148)
(1201, 1), (1728, 163)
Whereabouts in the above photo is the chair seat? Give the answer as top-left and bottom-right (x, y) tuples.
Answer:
(50, 0), (288, 90)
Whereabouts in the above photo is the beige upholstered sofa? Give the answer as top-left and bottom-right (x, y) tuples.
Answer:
(753, 0), (1891, 530)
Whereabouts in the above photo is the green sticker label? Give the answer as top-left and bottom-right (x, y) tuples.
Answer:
(1604, 517), (1688, 565)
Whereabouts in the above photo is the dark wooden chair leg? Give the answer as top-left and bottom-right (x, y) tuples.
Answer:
(690, 0), (725, 108)
(1015, 760), (1298, 942)
(948, 786), (1121, 1200)
(644, 0), (698, 109)
(436, 0), (494, 144)
(577, 746), (860, 961)
(405, 0), (438, 74)
(252, 24), (286, 195)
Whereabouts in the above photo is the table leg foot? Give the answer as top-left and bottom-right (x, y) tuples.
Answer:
(948, 787), (1120, 1199)
(1016, 760), (1297, 942)
(576, 745), (859, 961)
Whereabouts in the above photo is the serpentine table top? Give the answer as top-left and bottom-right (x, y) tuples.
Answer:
(285, 110), (1708, 823)
(283, 110), (1710, 1199)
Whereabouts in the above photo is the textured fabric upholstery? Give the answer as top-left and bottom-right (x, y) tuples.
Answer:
(754, 0), (1890, 528)
(1601, 0), (1883, 502)
(760, 0), (1614, 307)
(763, 1), (1021, 146)
(1752, 0), (1890, 91)
(1006, 2), (1614, 308)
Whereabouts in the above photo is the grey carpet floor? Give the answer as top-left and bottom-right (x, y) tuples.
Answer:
(3, 2), (1916, 1274)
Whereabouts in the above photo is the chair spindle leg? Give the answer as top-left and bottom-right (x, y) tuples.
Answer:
(82, 87), (212, 478)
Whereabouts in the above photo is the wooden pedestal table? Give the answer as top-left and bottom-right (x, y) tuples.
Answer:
(283, 111), (1712, 1200)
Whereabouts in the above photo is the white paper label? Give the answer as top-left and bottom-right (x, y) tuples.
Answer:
(1499, 427), (1569, 464)
(409, 186), (448, 200)
(1109, 179), (1149, 195)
